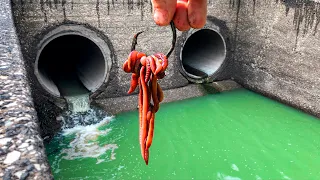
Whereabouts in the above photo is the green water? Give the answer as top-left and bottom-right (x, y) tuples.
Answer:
(46, 89), (320, 180)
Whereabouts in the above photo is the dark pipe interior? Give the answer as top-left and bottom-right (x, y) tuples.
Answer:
(37, 35), (105, 97)
(181, 29), (226, 79)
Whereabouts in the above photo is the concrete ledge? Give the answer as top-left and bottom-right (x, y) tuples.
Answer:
(0, 1), (52, 179)
(93, 84), (208, 115)
(203, 80), (243, 93)
(93, 80), (243, 115)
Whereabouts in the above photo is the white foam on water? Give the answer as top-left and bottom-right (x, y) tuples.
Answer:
(231, 164), (239, 171)
(280, 171), (291, 180)
(60, 115), (118, 164)
(217, 172), (241, 180)
(58, 107), (110, 129)
(65, 94), (91, 113)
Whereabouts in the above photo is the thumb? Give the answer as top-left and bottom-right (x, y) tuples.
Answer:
(151, 0), (177, 26)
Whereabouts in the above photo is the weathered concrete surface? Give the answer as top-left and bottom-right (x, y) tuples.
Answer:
(0, 0), (53, 179)
(11, 0), (189, 99)
(225, 0), (320, 117)
(94, 81), (243, 114)
(208, 80), (242, 92)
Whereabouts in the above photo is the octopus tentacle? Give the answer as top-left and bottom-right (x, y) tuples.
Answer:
(128, 51), (138, 71)
(156, 72), (166, 79)
(122, 61), (130, 73)
(157, 83), (164, 103)
(151, 75), (160, 112)
(145, 59), (151, 82)
(137, 52), (146, 59)
(155, 53), (168, 72)
(148, 56), (156, 74)
(152, 55), (163, 75)
(135, 57), (142, 74)
(128, 73), (139, 94)
(146, 111), (155, 149)
(140, 66), (149, 162)
(138, 78), (143, 155)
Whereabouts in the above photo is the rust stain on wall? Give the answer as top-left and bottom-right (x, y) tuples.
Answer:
(54, 0), (58, 9)
(229, 0), (241, 48)
(71, 0), (74, 10)
(252, 0), (256, 15)
(107, 0), (110, 15)
(140, 0), (145, 20)
(128, 0), (134, 12)
(40, 0), (48, 22)
(20, 0), (25, 12)
(46, 0), (53, 9)
(62, 0), (67, 21)
(96, 0), (101, 27)
(228, 0), (320, 50)
(279, 0), (320, 49)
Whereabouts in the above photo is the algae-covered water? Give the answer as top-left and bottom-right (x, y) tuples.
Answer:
(45, 89), (320, 180)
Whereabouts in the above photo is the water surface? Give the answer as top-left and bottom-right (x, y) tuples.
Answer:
(46, 89), (320, 180)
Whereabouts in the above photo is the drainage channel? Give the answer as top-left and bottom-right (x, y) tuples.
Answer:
(179, 28), (227, 83)
(35, 25), (112, 99)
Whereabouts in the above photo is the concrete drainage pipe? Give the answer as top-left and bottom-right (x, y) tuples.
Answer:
(179, 27), (227, 83)
(35, 25), (112, 98)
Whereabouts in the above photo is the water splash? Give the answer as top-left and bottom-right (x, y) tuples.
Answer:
(50, 106), (118, 165)
(58, 107), (110, 129)
(60, 116), (118, 164)
(64, 94), (90, 113)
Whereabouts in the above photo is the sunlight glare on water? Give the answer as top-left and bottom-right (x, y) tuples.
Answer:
(45, 89), (320, 180)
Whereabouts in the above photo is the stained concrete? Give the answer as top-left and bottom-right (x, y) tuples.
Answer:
(227, 0), (320, 117)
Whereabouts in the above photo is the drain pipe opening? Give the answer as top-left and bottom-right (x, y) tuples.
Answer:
(35, 34), (108, 97)
(180, 28), (226, 82)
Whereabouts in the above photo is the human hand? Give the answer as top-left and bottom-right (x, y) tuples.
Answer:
(151, 0), (207, 31)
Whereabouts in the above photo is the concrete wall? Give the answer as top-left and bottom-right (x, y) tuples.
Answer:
(230, 0), (320, 117)
(11, 0), (320, 138)
(11, 0), (191, 98)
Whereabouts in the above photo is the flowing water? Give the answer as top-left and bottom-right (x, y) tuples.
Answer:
(45, 89), (320, 180)
(65, 94), (91, 113)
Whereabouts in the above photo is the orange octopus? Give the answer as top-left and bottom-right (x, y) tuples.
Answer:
(122, 21), (176, 165)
